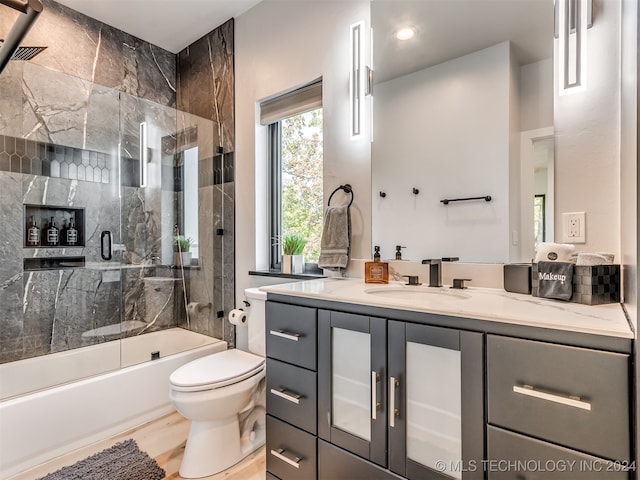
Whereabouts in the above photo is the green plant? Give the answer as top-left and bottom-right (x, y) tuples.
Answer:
(173, 235), (193, 253)
(281, 234), (307, 255)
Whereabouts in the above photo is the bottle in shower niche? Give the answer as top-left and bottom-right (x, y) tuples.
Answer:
(45, 216), (59, 246)
(26, 216), (40, 246)
(66, 216), (78, 246)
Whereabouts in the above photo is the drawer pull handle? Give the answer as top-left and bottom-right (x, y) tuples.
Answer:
(269, 329), (301, 341)
(270, 448), (302, 468)
(389, 376), (400, 428)
(371, 371), (380, 420)
(270, 387), (302, 404)
(513, 385), (592, 411)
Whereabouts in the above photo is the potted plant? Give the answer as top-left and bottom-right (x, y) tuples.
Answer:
(173, 235), (193, 266)
(281, 234), (306, 274)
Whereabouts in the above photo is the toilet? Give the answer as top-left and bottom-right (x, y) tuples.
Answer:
(169, 287), (267, 478)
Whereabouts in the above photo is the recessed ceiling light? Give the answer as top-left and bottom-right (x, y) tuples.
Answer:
(395, 27), (415, 41)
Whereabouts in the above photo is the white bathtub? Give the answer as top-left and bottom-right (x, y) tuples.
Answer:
(0, 328), (226, 479)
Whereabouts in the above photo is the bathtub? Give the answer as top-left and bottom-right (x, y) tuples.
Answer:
(0, 328), (226, 479)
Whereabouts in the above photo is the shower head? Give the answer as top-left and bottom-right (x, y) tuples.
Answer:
(0, 39), (46, 60)
(0, 0), (44, 74)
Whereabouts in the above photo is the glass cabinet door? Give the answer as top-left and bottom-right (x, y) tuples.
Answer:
(406, 341), (462, 477)
(318, 310), (387, 467)
(388, 321), (484, 480)
(331, 326), (372, 441)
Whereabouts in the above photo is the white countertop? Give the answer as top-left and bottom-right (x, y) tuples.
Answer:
(261, 278), (634, 339)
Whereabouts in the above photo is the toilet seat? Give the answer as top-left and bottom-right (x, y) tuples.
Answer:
(170, 349), (265, 392)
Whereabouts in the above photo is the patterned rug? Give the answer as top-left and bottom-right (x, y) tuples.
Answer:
(36, 439), (165, 480)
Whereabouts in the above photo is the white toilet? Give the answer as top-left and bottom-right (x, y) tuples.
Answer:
(169, 288), (267, 478)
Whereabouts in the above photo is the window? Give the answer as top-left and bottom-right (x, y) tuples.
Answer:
(261, 80), (323, 271)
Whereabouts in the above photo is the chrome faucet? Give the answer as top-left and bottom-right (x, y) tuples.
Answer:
(421, 259), (442, 287)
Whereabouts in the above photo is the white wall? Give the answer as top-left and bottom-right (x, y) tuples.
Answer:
(371, 42), (513, 263)
(520, 58), (553, 132)
(554, 0), (621, 258)
(618, 0), (637, 462)
(235, 0), (371, 301)
(620, 0), (637, 320)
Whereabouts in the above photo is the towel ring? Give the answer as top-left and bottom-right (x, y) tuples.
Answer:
(328, 184), (354, 208)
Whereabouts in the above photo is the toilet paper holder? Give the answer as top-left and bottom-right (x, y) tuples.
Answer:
(187, 302), (212, 313)
(229, 308), (248, 326)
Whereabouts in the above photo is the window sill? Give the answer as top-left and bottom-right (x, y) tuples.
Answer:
(249, 269), (326, 280)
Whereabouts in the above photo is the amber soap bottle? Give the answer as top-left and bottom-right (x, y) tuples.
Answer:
(365, 246), (389, 284)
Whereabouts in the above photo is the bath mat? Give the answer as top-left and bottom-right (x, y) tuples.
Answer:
(36, 439), (165, 480)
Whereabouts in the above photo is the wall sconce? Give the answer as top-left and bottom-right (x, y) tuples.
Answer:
(139, 121), (148, 187)
(350, 21), (363, 138)
(556, 0), (592, 95)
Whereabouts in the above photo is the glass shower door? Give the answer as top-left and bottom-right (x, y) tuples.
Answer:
(0, 62), (125, 398)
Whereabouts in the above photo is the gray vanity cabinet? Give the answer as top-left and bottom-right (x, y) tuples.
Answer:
(265, 298), (635, 480)
(486, 335), (632, 479)
(317, 310), (388, 467)
(265, 301), (318, 480)
(387, 321), (484, 480)
(317, 310), (484, 480)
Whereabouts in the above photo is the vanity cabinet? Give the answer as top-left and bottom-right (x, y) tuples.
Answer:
(265, 302), (318, 480)
(265, 297), (634, 480)
(267, 301), (484, 480)
(386, 321), (484, 479)
(486, 335), (632, 479)
(317, 310), (388, 467)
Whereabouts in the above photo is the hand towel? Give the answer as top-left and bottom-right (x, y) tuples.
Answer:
(534, 242), (576, 263)
(576, 253), (610, 266)
(536, 261), (574, 301)
(318, 205), (350, 271)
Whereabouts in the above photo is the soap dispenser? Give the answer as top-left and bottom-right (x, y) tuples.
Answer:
(365, 246), (389, 284)
(395, 245), (406, 260)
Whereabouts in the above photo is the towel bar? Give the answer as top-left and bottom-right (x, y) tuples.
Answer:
(328, 184), (354, 208)
(440, 195), (492, 205)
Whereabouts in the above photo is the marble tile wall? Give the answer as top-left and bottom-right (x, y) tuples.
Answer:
(177, 19), (234, 152)
(0, 169), (186, 362)
(0, 0), (176, 107)
(176, 19), (236, 347)
(0, 134), (113, 183)
(0, 1), (236, 363)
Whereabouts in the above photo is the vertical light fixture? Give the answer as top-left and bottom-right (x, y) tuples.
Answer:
(350, 20), (364, 138)
(557, 0), (592, 95)
(139, 121), (148, 187)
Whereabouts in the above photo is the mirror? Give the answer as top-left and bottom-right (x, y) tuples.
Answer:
(371, 0), (555, 263)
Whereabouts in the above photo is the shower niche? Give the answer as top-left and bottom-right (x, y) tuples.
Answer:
(23, 204), (85, 248)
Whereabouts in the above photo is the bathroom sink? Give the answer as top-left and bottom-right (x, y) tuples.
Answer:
(363, 285), (470, 301)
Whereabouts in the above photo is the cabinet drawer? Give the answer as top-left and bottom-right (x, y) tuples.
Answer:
(319, 440), (403, 480)
(267, 358), (317, 434)
(266, 302), (317, 370)
(487, 335), (630, 461)
(487, 426), (631, 479)
(267, 415), (317, 480)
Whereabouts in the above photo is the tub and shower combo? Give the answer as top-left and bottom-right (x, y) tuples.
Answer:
(0, 327), (226, 478)
(0, 56), (236, 478)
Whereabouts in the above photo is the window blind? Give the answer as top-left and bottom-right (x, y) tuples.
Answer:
(259, 79), (322, 125)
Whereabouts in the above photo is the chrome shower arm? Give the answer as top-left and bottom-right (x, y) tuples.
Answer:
(0, 0), (43, 75)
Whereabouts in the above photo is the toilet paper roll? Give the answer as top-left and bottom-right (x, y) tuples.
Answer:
(229, 308), (247, 326)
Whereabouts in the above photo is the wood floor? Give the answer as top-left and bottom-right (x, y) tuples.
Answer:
(9, 411), (266, 480)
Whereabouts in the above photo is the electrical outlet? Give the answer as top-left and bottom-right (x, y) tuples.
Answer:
(562, 212), (586, 243)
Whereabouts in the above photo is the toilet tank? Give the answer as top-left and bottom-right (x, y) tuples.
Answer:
(244, 287), (267, 356)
